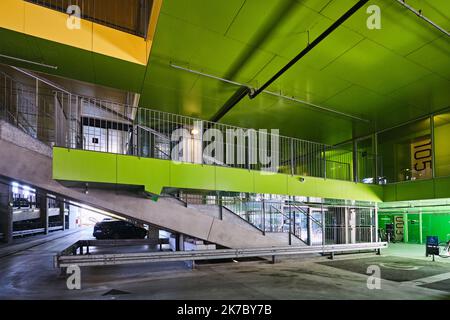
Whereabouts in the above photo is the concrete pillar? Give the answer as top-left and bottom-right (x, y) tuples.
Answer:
(176, 234), (184, 251)
(419, 212), (423, 244)
(344, 208), (349, 244)
(0, 184), (13, 243)
(147, 226), (159, 240)
(68, 205), (78, 229)
(322, 206), (326, 245)
(307, 208), (312, 246)
(403, 213), (409, 243)
(38, 194), (49, 234)
(348, 209), (356, 244)
(57, 197), (65, 230)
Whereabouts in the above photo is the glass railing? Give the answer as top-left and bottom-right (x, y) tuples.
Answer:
(171, 192), (377, 245)
(25, 0), (152, 38)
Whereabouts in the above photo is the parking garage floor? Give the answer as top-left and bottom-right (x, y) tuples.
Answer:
(0, 229), (449, 300)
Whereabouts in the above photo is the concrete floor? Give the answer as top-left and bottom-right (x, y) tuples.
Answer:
(0, 228), (449, 300)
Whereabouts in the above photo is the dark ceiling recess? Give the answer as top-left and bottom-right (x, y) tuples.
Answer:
(211, 0), (370, 122)
(25, 0), (153, 38)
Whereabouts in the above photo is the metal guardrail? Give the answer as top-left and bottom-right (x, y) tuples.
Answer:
(54, 241), (387, 268)
(0, 66), (377, 182)
(13, 226), (64, 237)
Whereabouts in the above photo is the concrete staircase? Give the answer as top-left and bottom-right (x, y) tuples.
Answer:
(0, 120), (286, 248)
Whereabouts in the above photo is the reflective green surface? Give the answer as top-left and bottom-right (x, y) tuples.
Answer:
(0, 0), (449, 146)
(434, 111), (450, 177)
(378, 118), (431, 183)
(141, 0), (450, 144)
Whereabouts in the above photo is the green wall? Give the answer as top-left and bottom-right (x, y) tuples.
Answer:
(384, 176), (450, 201)
(378, 213), (450, 244)
(52, 147), (383, 202)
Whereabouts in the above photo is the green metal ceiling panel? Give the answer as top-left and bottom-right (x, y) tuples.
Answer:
(406, 36), (450, 81)
(256, 56), (354, 103)
(141, 0), (449, 144)
(322, 39), (431, 95)
(220, 93), (355, 144)
(92, 53), (147, 93)
(1, 0), (448, 146)
(320, 0), (446, 56)
(388, 74), (450, 113)
(161, 0), (245, 34)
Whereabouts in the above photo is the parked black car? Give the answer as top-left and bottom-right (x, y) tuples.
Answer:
(93, 220), (147, 240)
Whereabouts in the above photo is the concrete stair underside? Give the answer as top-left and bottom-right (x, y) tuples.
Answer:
(0, 122), (286, 248)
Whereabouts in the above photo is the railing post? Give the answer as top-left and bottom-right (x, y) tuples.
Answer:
(322, 204), (326, 246)
(323, 145), (327, 179)
(288, 197), (292, 245)
(262, 199), (266, 236)
(307, 207), (312, 246)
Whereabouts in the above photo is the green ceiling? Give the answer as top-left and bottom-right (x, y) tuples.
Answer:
(140, 0), (450, 144)
(0, 0), (449, 145)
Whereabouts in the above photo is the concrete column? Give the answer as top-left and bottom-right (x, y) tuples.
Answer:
(68, 205), (78, 229)
(403, 213), (409, 243)
(348, 208), (356, 244)
(38, 194), (49, 235)
(307, 208), (312, 246)
(374, 206), (378, 243)
(419, 212), (423, 244)
(176, 234), (184, 251)
(0, 184), (13, 244)
(58, 197), (65, 230)
(344, 208), (349, 244)
(147, 226), (159, 241)
(322, 206), (326, 245)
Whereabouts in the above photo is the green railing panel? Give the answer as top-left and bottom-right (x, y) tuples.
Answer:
(53, 147), (384, 202)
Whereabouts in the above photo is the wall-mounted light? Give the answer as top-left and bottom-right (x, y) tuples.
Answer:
(191, 129), (199, 135)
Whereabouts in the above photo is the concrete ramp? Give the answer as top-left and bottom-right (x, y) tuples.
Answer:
(0, 123), (284, 248)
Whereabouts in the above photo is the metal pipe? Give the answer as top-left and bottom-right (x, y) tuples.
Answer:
(0, 54), (58, 70)
(394, 0), (449, 37)
(250, 0), (370, 98)
(263, 90), (369, 122)
(210, 86), (250, 123)
(170, 63), (369, 122)
(170, 64), (247, 88)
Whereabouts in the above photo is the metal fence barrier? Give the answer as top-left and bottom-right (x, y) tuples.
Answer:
(0, 67), (377, 183)
(54, 241), (388, 268)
